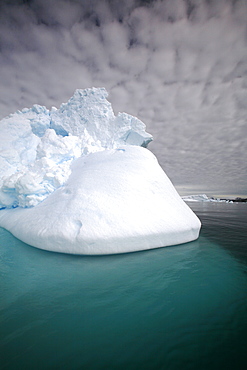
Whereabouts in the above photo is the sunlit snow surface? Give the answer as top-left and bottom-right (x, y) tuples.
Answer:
(0, 88), (200, 254)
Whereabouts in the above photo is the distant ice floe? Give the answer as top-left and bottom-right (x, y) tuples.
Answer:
(0, 87), (152, 209)
(182, 194), (234, 203)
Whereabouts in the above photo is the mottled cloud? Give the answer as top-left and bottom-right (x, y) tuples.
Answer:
(0, 0), (247, 195)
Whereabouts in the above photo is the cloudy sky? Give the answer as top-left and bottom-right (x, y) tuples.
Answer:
(0, 0), (247, 196)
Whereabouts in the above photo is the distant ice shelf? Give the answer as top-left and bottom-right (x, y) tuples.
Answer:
(182, 194), (247, 203)
(0, 87), (201, 255)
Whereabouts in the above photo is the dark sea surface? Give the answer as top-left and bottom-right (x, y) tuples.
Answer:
(1, 202), (247, 370)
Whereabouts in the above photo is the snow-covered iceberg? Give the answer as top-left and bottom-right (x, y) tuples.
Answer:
(0, 88), (200, 254)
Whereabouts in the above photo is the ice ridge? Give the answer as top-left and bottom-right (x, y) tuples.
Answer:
(0, 87), (152, 209)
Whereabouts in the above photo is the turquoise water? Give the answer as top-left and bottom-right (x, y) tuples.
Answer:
(1, 202), (247, 369)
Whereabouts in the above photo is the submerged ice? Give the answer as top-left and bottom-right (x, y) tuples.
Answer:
(0, 87), (200, 254)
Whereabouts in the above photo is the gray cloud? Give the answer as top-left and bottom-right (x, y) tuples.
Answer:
(0, 0), (247, 195)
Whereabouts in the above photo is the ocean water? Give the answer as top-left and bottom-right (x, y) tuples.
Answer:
(0, 202), (247, 370)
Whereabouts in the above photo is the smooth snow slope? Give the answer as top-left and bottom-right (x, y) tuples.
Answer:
(0, 146), (200, 254)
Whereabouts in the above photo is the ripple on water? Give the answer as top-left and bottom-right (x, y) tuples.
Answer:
(0, 203), (247, 369)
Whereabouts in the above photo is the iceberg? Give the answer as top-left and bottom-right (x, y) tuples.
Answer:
(0, 88), (200, 254)
(182, 194), (212, 202)
(181, 194), (236, 203)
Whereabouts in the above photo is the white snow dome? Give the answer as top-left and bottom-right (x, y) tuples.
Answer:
(0, 88), (201, 254)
